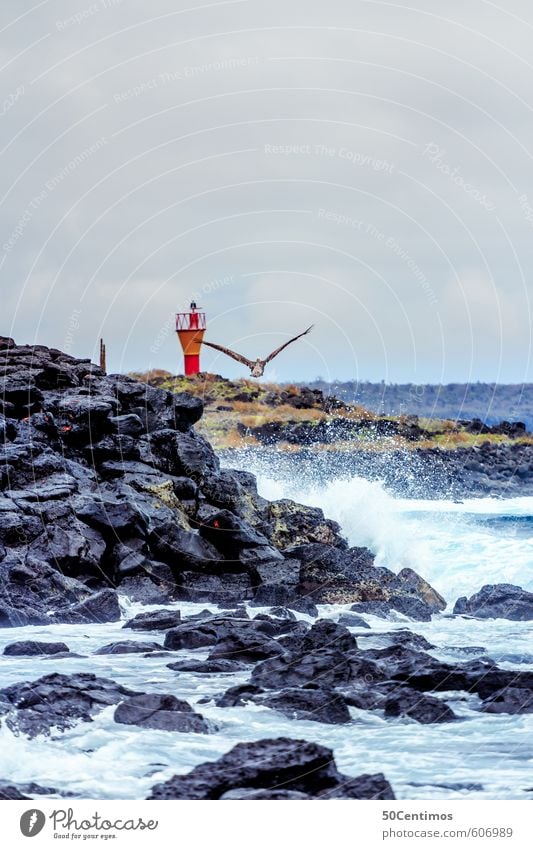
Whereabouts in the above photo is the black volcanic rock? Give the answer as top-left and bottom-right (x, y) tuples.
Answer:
(124, 609), (182, 631)
(0, 786), (31, 800)
(147, 737), (395, 800)
(253, 687), (352, 725)
(0, 673), (138, 737)
(454, 584), (533, 620)
(94, 641), (163, 655)
(3, 641), (69, 656)
(0, 556), (92, 627)
(0, 335), (447, 626)
(384, 688), (457, 723)
(481, 687), (533, 714)
(114, 693), (210, 732)
(51, 589), (121, 624)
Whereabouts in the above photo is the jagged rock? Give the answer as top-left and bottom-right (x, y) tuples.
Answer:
(265, 499), (346, 549)
(389, 568), (446, 613)
(201, 469), (267, 527)
(174, 571), (254, 604)
(384, 688), (457, 723)
(0, 673), (137, 737)
(376, 648), (533, 700)
(164, 622), (220, 651)
(168, 659), (249, 674)
(51, 589), (121, 624)
(287, 543), (383, 603)
(0, 786), (31, 800)
(147, 737), (395, 800)
(164, 617), (278, 653)
(248, 558), (301, 606)
(214, 684), (264, 707)
(124, 609), (182, 631)
(481, 687), (533, 714)
(337, 612), (371, 629)
(3, 641), (69, 656)
(169, 394), (204, 431)
(94, 641), (163, 655)
(150, 429), (219, 480)
(199, 509), (281, 563)
(74, 497), (148, 539)
(0, 556), (92, 627)
(300, 619), (358, 653)
(117, 575), (172, 605)
(114, 694), (210, 732)
(108, 414), (144, 436)
(148, 522), (220, 570)
(254, 687), (352, 724)
(268, 606), (297, 621)
(454, 584), (533, 620)
(208, 627), (284, 663)
(252, 648), (356, 690)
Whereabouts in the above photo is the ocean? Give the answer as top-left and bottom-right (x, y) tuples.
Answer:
(0, 456), (531, 801)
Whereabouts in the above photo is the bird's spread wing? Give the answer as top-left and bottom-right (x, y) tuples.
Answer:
(201, 339), (254, 369)
(264, 325), (314, 364)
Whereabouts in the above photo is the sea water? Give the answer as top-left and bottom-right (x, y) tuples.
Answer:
(0, 459), (531, 801)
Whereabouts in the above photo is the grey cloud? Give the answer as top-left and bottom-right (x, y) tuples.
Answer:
(1, 0), (532, 382)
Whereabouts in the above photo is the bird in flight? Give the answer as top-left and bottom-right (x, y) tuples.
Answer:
(201, 325), (314, 377)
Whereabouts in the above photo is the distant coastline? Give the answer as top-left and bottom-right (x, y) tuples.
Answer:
(302, 380), (533, 432)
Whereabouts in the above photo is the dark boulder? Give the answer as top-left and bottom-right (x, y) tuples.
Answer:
(248, 558), (301, 607)
(287, 543), (407, 608)
(169, 394), (204, 431)
(51, 589), (121, 624)
(74, 497), (147, 540)
(147, 737), (395, 800)
(114, 694), (210, 733)
(254, 687), (352, 724)
(174, 571), (254, 604)
(300, 619), (358, 653)
(149, 522), (220, 570)
(201, 469), (267, 527)
(0, 556), (92, 627)
(199, 509), (281, 563)
(164, 622), (220, 650)
(3, 641), (69, 656)
(265, 499), (346, 549)
(168, 659), (249, 674)
(481, 687), (533, 714)
(0, 786), (31, 800)
(108, 414), (144, 436)
(124, 609), (182, 631)
(337, 612), (371, 629)
(251, 648), (356, 690)
(94, 641), (163, 655)
(214, 684), (264, 707)
(384, 688), (457, 723)
(453, 584), (533, 620)
(0, 673), (137, 737)
(150, 429), (219, 480)
(208, 627), (284, 663)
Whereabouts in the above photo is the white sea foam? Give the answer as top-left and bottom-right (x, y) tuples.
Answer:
(251, 469), (533, 601)
(0, 455), (532, 800)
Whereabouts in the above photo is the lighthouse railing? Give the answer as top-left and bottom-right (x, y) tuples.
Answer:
(176, 312), (206, 332)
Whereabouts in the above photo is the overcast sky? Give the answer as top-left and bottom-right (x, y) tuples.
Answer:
(1, 0), (532, 383)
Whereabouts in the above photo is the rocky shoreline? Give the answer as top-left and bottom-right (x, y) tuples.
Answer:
(1, 335), (532, 800)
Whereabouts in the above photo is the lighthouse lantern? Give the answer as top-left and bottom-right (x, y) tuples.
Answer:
(176, 301), (206, 376)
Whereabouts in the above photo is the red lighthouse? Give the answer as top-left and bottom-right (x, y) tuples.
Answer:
(176, 301), (206, 376)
